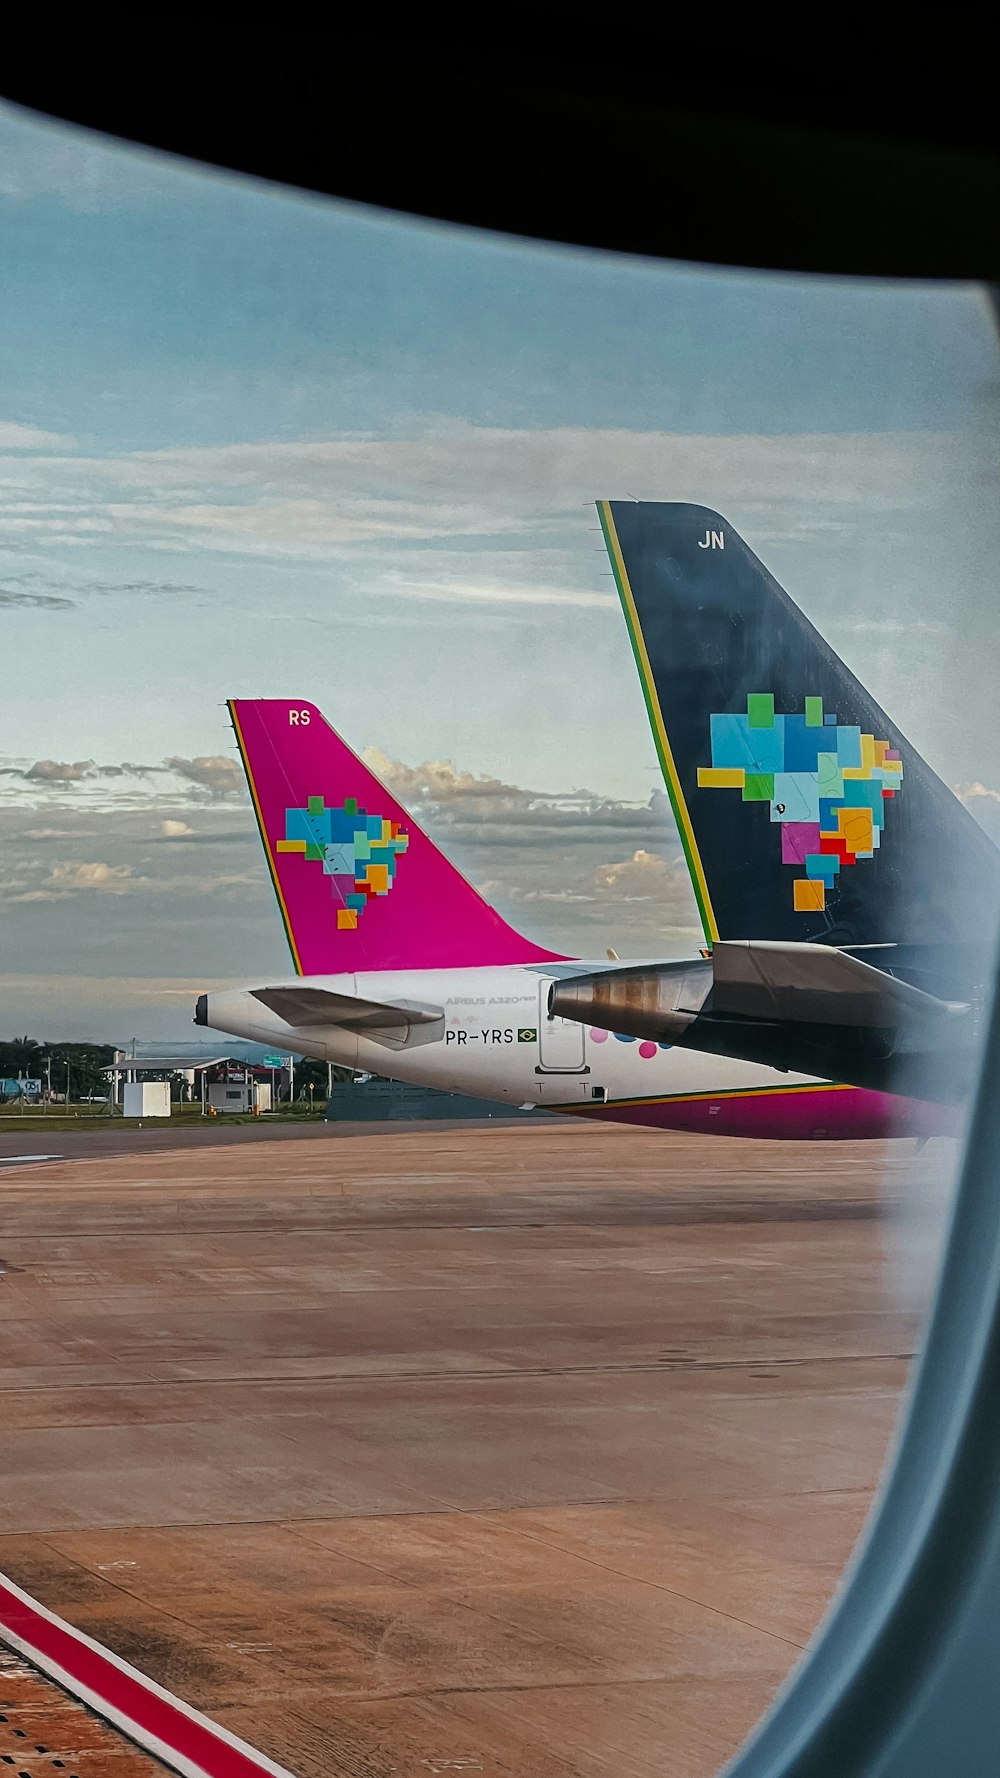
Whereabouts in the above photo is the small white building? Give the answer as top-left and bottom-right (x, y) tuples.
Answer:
(122, 1080), (171, 1119)
(207, 1077), (272, 1115)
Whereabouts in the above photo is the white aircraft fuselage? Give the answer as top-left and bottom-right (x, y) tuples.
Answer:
(199, 961), (919, 1138)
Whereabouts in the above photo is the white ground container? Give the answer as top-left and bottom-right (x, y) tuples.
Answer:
(122, 1081), (171, 1118)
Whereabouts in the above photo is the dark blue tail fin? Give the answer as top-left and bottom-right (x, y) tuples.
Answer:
(600, 500), (1000, 975)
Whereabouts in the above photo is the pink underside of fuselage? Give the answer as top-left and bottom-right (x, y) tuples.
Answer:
(562, 1085), (960, 1141)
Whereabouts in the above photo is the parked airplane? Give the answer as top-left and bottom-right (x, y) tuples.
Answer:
(195, 698), (952, 1138)
(551, 501), (1000, 1105)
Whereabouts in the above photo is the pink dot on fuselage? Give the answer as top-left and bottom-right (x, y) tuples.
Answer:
(589, 1027), (609, 1043)
(638, 1042), (657, 1059)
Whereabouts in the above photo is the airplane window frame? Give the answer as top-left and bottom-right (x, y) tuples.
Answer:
(717, 936), (1000, 1774)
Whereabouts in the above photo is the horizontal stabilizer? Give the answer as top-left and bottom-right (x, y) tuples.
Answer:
(251, 985), (444, 1046)
(711, 940), (969, 1033)
(550, 942), (969, 1047)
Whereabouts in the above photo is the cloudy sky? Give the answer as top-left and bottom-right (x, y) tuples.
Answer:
(1, 99), (999, 1041)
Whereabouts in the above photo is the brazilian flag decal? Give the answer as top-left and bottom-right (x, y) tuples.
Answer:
(517, 1027), (538, 1043)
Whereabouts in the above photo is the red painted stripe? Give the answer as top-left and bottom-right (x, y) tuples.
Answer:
(0, 1572), (291, 1778)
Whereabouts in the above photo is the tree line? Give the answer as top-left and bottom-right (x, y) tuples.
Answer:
(0, 1037), (117, 1098)
(0, 1038), (350, 1101)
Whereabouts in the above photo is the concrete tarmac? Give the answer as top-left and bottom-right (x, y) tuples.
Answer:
(0, 1121), (942, 1778)
(0, 1117), (438, 1164)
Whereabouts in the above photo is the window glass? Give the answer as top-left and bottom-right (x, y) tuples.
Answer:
(0, 97), (996, 1778)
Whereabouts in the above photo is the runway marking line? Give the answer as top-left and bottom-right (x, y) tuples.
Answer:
(0, 1569), (297, 1778)
(0, 1154), (64, 1163)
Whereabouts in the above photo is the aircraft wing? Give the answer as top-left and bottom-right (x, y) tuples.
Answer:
(250, 985), (445, 1044)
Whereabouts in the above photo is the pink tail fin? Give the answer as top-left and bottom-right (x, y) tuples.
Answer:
(229, 700), (564, 975)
